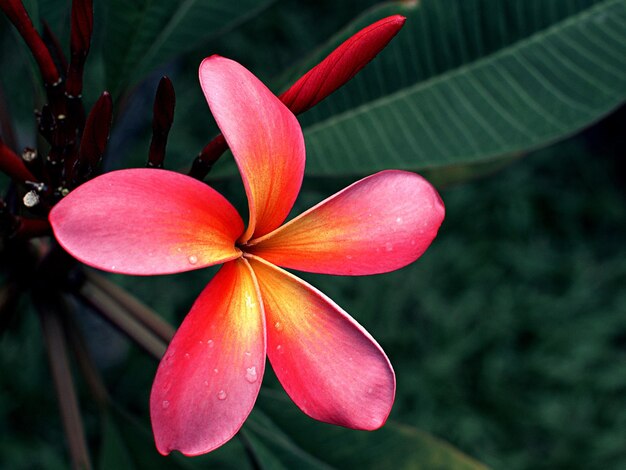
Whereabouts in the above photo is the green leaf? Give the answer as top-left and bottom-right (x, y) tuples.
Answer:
(99, 413), (136, 470)
(244, 408), (332, 469)
(247, 389), (488, 469)
(98, 406), (252, 469)
(288, 0), (626, 175)
(103, 0), (274, 97)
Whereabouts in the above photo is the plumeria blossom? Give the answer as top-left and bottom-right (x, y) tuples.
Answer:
(49, 56), (444, 455)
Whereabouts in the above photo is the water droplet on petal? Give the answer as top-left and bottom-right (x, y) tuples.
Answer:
(184, 353), (190, 359)
(396, 217), (403, 224)
(274, 321), (283, 331)
(245, 351), (251, 357)
(346, 255), (353, 260)
(245, 366), (258, 383)
(162, 400), (170, 409)
(111, 265), (116, 270)
(207, 339), (214, 347)
(244, 294), (256, 309)
(217, 390), (227, 400)
(276, 344), (282, 351)
(214, 368), (219, 374)
(188, 255), (198, 265)
(385, 242), (393, 252)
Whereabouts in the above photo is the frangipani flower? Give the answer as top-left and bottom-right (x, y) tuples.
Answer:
(49, 56), (444, 455)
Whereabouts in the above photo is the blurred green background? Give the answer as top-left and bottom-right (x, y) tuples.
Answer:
(1, 0), (625, 468)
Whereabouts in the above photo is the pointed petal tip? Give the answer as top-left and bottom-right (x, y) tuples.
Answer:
(198, 54), (223, 69)
(373, 13), (405, 33)
(50, 169), (243, 275)
(199, 56), (305, 241)
(248, 170), (445, 275)
(150, 260), (265, 456)
(249, 257), (396, 431)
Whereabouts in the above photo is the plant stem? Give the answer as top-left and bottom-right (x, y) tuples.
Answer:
(76, 280), (167, 360)
(64, 310), (109, 408)
(84, 270), (174, 342)
(36, 293), (92, 470)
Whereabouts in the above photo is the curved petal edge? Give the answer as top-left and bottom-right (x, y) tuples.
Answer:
(247, 170), (445, 275)
(249, 256), (395, 430)
(50, 169), (244, 275)
(199, 56), (305, 242)
(150, 259), (265, 456)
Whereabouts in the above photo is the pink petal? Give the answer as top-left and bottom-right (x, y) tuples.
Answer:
(50, 169), (243, 275)
(199, 56), (305, 243)
(248, 256), (395, 430)
(150, 259), (265, 456)
(280, 15), (406, 115)
(246, 170), (445, 275)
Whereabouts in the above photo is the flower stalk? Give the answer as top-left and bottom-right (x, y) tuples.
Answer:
(64, 311), (110, 408)
(76, 280), (167, 360)
(84, 270), (175, 343)
(36, 292), (92, 470)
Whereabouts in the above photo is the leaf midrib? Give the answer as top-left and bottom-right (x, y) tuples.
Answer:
(302, 0), (625, 135)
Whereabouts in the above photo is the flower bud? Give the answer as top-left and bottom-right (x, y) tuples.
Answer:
(279, 15), (406, 115)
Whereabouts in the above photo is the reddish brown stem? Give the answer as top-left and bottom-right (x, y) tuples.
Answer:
(0, 139), (37, 183)
(0, 0), (60, 86)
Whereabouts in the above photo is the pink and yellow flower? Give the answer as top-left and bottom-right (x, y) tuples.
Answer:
(49, 55), (444, 455)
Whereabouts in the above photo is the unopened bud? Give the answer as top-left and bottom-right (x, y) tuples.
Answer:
(148, 77), (176, 169)
(279, 15), (406, 115)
